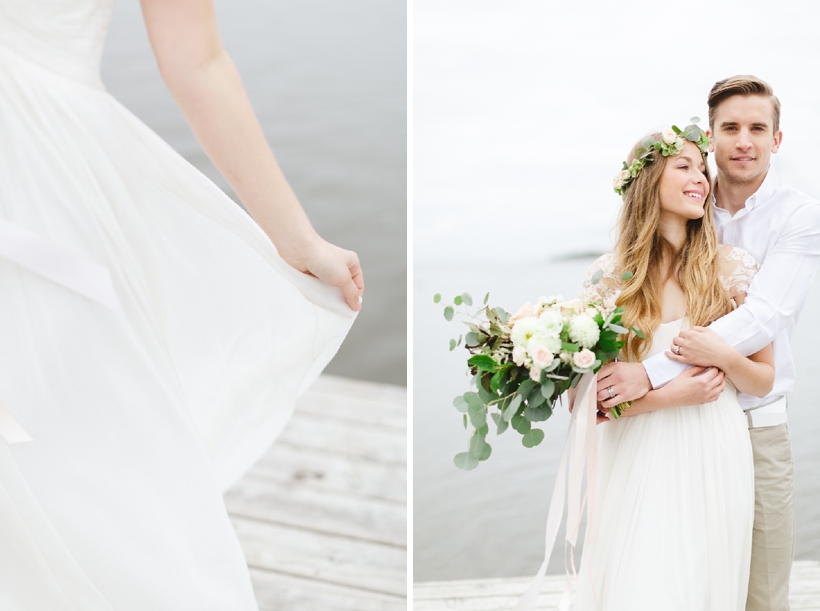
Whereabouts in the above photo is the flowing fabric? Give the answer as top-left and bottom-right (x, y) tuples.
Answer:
(0, 1), (356, 609)
(572, 320), (753, 610)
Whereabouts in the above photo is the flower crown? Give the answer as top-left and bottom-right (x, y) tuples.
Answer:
(613, 117), (710, 196)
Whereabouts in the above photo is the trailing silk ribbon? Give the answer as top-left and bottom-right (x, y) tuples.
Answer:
(513, 371), (600, 611)
(0, 219), (119, 309)
(0, 219), (121, 443)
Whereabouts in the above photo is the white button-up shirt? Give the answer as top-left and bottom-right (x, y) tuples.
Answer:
(643, 167), (820, 411)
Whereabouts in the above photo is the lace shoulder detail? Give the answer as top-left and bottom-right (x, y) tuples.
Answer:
(582, 253), (623, 301)
(717, 244), (758, 298)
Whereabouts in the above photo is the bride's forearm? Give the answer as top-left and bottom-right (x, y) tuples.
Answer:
(141, 0), (319, 259)
(165, 51), (318, 254)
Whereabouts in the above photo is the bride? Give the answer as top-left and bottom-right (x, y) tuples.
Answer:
(572, 124), (773, 609)
(0, 0), (360, 609)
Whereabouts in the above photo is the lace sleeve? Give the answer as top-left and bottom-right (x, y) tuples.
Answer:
(717, 245), (759, 300)
(582, 253), (622, 301)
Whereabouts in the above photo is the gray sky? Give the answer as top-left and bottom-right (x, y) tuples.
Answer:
(415, 0), (820, 264)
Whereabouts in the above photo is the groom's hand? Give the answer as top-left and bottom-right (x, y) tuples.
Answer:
(596, 362), (651, 408)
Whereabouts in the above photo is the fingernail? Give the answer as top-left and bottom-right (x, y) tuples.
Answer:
(358, 296), (363, 305)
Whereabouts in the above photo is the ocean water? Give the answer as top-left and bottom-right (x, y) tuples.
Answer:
(413, 259), (820, 581)
(101, 0), (406, 386)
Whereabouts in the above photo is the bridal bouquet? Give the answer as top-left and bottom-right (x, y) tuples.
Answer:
(437, 276), (639, 470)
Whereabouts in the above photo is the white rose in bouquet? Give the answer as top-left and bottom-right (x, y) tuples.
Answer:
(529, 366), (542, 382)
(512, 345), (528, 366)
(573, 348), (596, 369)
(569, 314), (600, 349)
(529, 343), (554, 369)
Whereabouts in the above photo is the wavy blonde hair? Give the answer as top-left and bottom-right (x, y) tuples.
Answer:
(615, 135), (733, 361)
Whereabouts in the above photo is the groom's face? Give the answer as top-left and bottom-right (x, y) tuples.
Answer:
(709, 94), (782, 185)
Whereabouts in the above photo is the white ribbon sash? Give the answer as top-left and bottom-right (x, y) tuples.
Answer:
(513, 372), (600, 611)
(0, 219), (121, 444)
(0, 219), (119, 309)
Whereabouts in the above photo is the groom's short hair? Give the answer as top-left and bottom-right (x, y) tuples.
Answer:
(707, 75), (781, 133)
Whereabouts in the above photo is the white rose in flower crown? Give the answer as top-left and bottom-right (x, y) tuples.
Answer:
(538, 309), (564, 337)
(511, 317), (542, 347)
(569, 314), (600, 349)
(529, 366), (542, 383)
(512, 345), (528, 366)
(619, 169), (631, 180)
(573, 348), (596, 370)
(613, 178), (624, 190)
(662, 128), (677, 144)
(529, 344), (554, 370)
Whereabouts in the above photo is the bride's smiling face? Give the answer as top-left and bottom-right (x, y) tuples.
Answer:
(657, 141), (709, 223)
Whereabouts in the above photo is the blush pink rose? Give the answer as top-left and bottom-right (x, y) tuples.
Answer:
(573, 348), (596, 370)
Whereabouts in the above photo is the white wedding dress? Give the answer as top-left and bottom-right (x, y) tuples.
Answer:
(571, 250), (756, 611)
(0, 1), (355, 609)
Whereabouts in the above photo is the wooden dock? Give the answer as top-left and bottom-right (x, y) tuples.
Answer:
(414, 560), (820, 610)
(224, 375), (407, 610)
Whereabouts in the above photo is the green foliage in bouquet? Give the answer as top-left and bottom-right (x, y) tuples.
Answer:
(437, 277), (640, 470)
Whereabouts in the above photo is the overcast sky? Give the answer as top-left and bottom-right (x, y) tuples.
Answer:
(414, 0), (820, 264)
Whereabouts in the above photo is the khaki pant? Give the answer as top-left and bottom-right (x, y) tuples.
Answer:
(746, 422), (794, 611)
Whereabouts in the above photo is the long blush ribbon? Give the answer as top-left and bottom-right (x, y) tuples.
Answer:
(513, 371), (600, 611)
(0, 219), (121, 443)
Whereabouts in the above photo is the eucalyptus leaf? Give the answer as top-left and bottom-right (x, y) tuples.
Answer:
(503, 394), (523, 421)
(541, 379), (555, 398)
(522, 428), (545, 448)
(484, 292), (490, 305)
(477, 424), (489, 437)
(468, 400), (487, 428)
(479, 443), (492, 461)
(453, 395), (468, 412)
(641, 136), (655, 148)
(631, 325), (647, 339)
(444, 306), (454, 321)
(562, 342), (580, 353)
(469, 433), (487, 459)
(620, 271), (634, 281)
(512, 414), (531, 434)
(527, 390), (546, 408)
(465, 332), (480, 347)
(454, 295), (463, 306)
(462, 293), (473, 306)
(525, 406), (549, 422)
(454, 452), (479, 470)
(590, 269), (603, 285)
(691, 116), (700, 123)
(491, 412), (509, 435)
(449, 339), (456, 351)
(495, 307), (509, 323)
(607, 324), (629, 334)
(518, 378), (536, 399)
(463, 414), (468, 429)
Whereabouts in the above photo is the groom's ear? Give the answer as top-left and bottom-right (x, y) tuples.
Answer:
(771, 130), (783, 154)
(706, 129), (714, 153)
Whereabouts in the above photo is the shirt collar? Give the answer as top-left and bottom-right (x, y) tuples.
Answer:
(711, 166), (779, 212)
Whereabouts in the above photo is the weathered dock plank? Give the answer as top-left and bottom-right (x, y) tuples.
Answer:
(226, 375), (407, 610)
(413, 560), (820, 610)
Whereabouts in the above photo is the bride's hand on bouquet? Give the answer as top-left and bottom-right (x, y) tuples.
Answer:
(278, 236), (364, 311)
(663, 366), (726, 405)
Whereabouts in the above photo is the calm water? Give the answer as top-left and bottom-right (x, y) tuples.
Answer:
(101, 1), (406, 386)
(414, 259), (820, 581)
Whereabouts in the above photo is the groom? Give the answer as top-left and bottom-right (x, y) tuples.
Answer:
(597, 75), (820, 610)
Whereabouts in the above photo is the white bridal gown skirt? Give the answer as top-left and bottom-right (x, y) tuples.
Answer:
(572, 321), (754, 611)
(0, 1), (355, 609)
